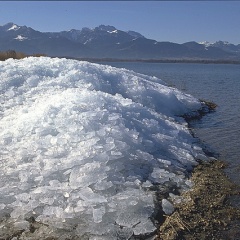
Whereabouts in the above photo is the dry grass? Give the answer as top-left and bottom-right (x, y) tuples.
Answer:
(0, 50), (46, 61)
(157, 160), (240, 240)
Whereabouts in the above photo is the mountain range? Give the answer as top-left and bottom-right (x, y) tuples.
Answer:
(1, 22), (240, 60)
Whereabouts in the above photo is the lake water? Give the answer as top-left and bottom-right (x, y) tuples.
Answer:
(101, 62), (240, 185)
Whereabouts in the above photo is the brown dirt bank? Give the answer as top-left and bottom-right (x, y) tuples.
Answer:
(157, 160), (240, 240)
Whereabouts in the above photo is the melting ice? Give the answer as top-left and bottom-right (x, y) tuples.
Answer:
(0, 57), (207, 239)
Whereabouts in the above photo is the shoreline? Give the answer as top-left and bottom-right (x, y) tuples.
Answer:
(157, 159), (240, 240)
(157, 102), (240, 239)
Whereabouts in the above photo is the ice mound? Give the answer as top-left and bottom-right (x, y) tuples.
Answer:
(0, 57), (206, 238)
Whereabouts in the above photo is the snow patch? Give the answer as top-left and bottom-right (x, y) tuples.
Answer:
(199, 41), (212, 47)
(84, 38), (92, 44)
(7, 24), (20, 31)
(107, 30), (118, 34)
(14, 35), (27, 41)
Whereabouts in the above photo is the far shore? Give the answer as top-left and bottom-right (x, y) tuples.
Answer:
(62, 57), (240, 65)
(1, 51), (240, 65)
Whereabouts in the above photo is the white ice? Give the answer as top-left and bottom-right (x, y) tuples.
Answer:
(0, 57), (207, 238)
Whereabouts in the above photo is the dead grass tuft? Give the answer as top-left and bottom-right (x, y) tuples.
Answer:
(157, 160), (240, 240)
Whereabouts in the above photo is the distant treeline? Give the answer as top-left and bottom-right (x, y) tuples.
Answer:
(0, 50), (47, 61)
(64, 57), (240, 65)
(2, 52), (240, 65)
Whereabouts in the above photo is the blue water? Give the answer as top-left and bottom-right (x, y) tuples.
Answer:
(101, 62), (240, 185)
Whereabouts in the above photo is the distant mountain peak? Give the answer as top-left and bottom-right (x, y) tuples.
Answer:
(7, 23), (20, 31)
(95, 25), (116, 32)
(215, 40), (231, 46)
(0, 22), (239, 60)
(1, 22), (19, 31)
(199, 41), (233, 47)
(3, 22), (15, 27)
(127, 30), (145, 39)
(199, 41), (212, 47)
(81, 27), (92, 32)
(66, 29), (80, 33)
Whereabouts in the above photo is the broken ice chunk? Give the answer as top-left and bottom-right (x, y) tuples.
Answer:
(169, 193), (182, 204)
(115, 205), (153, 229)
(93, 180), (113, 191)
(110, 226), (133, 240)
(157, 158), (172, 166)
(63, 192), (70, 198)
(110, 151), (122, 156)
(0, 203), (5, 210)
(39, 197), (55, 205)
(150, 168), (170, 184)
(142, 180), (153, 188)
(74, 199), (88, 212)
(42, 206), (64, 218)
(87, 219), (116, 236)
(89, 236), (113, 240)
(133, 219), (156, 235)
(10, 205), (33, 219)
(162, 199), (174, 215)
(93, 206), (105, 223)
(13, 220), (30, 230)
(79, 187), (107, 204)
(116, 211), (140, 228)
(69, 163), (108, 189)
(18, 171), (29, 182)
(185, 179), (194, 188)
(195, 153), (209, 161)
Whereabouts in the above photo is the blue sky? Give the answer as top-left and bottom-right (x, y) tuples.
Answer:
(0, 1), (239, 44)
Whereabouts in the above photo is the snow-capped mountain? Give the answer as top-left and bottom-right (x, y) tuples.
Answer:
(0, 22), (239, 60)
(56, 25), (137, 46)
(199, 41), (212, 47)
(211, 41), (240, 53)
(0, 22), (43, 39)
(199, 40), (240, 53)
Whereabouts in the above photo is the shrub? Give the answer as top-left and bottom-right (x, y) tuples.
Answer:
(0, 50), (47, 61)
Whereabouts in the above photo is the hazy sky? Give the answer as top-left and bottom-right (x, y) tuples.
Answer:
(0, 1), (239, 44)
